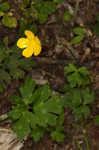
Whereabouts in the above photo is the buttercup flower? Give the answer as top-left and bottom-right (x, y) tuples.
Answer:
(17, 30), (42, 58)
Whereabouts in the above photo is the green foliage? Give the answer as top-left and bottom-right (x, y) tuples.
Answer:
(73, 27), (85, 35)
(75, 136), (90, 150)
(8, 76), (64, 142)
(50, 111), (65, 142)
(64, 11), (72, 22)
(94, 115), (99, 125)
(2, 15), (17, 28)
(54, 0), (65, 3)
(0, 11), (4, 17)
(0, 2), (10, 11)
(70, 27), (86, 45)
(38, 13), (48, 24)
(63, 87), (94, 121)
(62, 64), (95, 121)
(91, 14), (99, 36)
(0, 0), (65, 29)
(19, 0), (64, 25)
(30, 0), (57, 24)
(0, 43), (36, 92)
(0, 1), (18, 28)
(20, 0), (30, 9)
(64, 64), (90, 88)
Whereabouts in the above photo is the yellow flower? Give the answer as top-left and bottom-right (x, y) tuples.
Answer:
(17, 30), (42, 58)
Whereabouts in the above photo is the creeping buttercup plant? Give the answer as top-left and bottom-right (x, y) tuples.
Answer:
(20, 0), (65, 25)
(62, 64), (95, 121)
(0, 42), (36, 92)
(0, 1), (17, 28)
(70, 27), (86, 45)
(8, 76), (65, 142)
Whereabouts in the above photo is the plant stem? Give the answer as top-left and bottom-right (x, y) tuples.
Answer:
(72, 0), (80, 25)
(85, 136), (90, 150)
(59, 42), (79, 64)
(75, 140), (83, 150)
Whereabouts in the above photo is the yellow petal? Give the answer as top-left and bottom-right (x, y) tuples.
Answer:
(33, 46), (42, 56)
(34, 36), (41, 45)
(17, 38), (29, 49)
(22, 47), (34, 58)
(24, 30), (35, 40)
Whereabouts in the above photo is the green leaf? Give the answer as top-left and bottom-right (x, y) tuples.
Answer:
(94, 115), (99, 125)
(0, 70), (11, 84)
(0, 11), (4, 16)
(64, 11), (72, 21)
(73, 27), (85, 35)
(3, 36), (9, 47)
(73, 105), (90, 121)
(64, 64), (77, 73)
(20, 0), (30, 9)
(10, 95), (24, 105)
(33, 95), (63, 127)
(34, 95), (63, 127)
(78, 67), (89, 76)
(8, 78), (65, 142)
(12, 110), (35, 141)
(44, 95), (63, 114)
(64, 64), (90, 87)
(81, 88), (95, 105)
(2, 15), (17, 28)
(41, 1), (56, 14)
(38, 13), (48, 24)
(10, 68), (25, 79)
(67, 72), (83, 87)
(18, 57), (36, 70)
(8, 109), (21, 121)
(51, 131), (64, 142)
(0, 43), (36, 87)
(60, 84), (71, 93)
(30, 24), (38, 34)
(55, 111), (64, 131)
(32, 84), (52, 104)
(63, 88), (82, 108)
(0, 2), (10, 11)
(70, 35), (84, 45)
(19, 76), (35, 104)
(31, 127), (44, 142)
(13, 117), (30, 141)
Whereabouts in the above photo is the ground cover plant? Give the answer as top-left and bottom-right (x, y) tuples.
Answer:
(0, 42), (36, 92)
(8, 64), (95, 143)
(62, 64), (95, 121)
(0, 1), (17, 28)
(0, 0), (99, 150)
(8, 76), (64, 142)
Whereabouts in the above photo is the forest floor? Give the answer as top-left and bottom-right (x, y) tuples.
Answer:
(0, 0), (99, 150)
